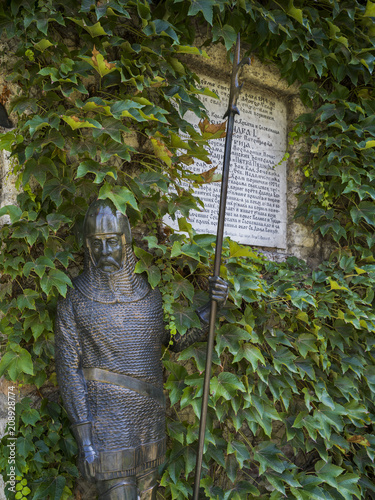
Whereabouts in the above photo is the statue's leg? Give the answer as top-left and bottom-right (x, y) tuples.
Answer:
(97, 477), (138, 500)
(137, 467), (158, 500)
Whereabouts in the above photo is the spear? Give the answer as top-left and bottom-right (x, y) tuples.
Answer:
(192, 34), (251, 499)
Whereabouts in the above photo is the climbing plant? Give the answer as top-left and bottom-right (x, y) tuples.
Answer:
(1, 0), (375, 499)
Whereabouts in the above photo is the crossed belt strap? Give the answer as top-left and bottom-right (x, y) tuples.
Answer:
(82, 367), (165, 408)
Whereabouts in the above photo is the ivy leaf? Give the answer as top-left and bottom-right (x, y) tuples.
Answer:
(98, 182), (138, 213)
(62, 115), (102, 130)
(178, 342), (220, 372)
(295, 333), (318, 358)
(16, 435), (34, 457)
(0, 346), (34, 380)
(23, 157), (58, 188)
(134, 172), (169, 194)
(42, 178), (76, 207)
(100, 139), (133, 162)
(350, 201), (375, 226)
(76, 159), (117, 184)
(227, 440), (251, 468)
(164, 361), (188, 406)
(69, 17), (108, 37)
(188, 0), (215, 25)
(171, 274), (195, 301)
(233, 343), (266, 371)
(46, 213), (71, 233)
(17, 289), (39, 310)
(21, 407), (40, 426)
(212, 24), (237, 50)
(230, 481), (260, 499)
(24, 115), (50, 137)
(211, 372), (246, 402)
(34, 38), (53, 52)
(151, 137), (173, 167)
(92, 117), (130, 143)
(215, 325), (251, 356)
(33, 475), (66, 500)
(0, 205), (22, 223)
(253, 442), (286, 475)
(364, 1), (375, 16)
(172, 303), (200, 334)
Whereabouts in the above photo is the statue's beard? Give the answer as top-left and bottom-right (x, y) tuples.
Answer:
(96, 256), (121, 271)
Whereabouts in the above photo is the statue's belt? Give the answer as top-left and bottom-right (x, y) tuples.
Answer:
(88, 439), (166, 479)
(82, 367), (165, 408)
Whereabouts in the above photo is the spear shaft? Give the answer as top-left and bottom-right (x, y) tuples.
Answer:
(192, 34), (250, 499)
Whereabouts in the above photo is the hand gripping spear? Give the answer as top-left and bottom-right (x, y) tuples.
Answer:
(192, 34), (250, 499)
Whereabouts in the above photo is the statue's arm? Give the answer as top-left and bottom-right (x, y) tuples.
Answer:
(55, 294), (99, 480)
(166, 277), (228, 353)
(54, 295), (89, 424)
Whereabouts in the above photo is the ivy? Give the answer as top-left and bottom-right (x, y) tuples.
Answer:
(1, 0), (375, 499)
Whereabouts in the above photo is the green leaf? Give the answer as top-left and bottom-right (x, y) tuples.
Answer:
(21, 407), (40, 426)
(350, 201), (375, 226)
(33, 476), (66, 500)
(40, 269), (72, 296)
(0, 205), (22, 223)
(178, 342), (220, 372)
(92, 117), (130, 143)
(253, 442), (286, 475)
(227, 440), (251, 468)
(76, 160), (117, 184)
(172, 303), (200, 334)
(212, 24), (237, 50)
(295, 333), (318, 358)
(230, 481), (260, 499)
(215, 325), (251, 356)
(0, 346), (34, 380)
(211, 372), (246, 402)
(171, 274), (195, 301)
(17, 289), (39, 310)
(34, 38), (53, 52)
(0, 131), (17, 151)
(98, 182), (138, 213)
(42, 178), (75, 207)
(233, 343), (266, 370)
(188, 0), (215, 24)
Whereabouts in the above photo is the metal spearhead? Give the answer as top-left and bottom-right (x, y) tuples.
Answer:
(224, 33), (251, 119)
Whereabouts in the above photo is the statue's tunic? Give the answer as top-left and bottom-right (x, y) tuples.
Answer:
(55, 250), (169, 480)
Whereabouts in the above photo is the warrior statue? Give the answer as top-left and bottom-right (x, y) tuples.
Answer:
(55, 199), (228, 500)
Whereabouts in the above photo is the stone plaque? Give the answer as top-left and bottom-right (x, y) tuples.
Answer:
(170, 75), (288, 249)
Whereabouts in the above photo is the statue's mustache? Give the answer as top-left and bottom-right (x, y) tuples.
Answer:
(97, 256), (121, 269)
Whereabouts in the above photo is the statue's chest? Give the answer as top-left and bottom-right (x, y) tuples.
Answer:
(73, 290), (164, 352)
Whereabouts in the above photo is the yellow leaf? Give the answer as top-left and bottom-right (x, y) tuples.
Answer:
(287, 1), (303, 24)
(347, 435), (370, 446)
(355, 267), (366, 274)
(329, 280), (348, 291)
(364, 0), (375, 17)
(151, 138), (173, 167)
(296, 311), (309, 323)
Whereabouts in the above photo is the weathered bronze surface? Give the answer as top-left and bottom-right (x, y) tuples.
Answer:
(55, 199), (227, 500)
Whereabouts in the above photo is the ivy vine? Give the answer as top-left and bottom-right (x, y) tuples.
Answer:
(1, 0), (375, 499)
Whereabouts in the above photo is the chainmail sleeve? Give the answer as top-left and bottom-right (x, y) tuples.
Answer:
(164, 315), (210, 353)
(55, 293), (90, 424)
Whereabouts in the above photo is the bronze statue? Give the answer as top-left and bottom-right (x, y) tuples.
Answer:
(55, 199), (228, 500)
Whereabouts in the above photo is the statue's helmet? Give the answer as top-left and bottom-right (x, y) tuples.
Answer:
(83, 199), (132, 271)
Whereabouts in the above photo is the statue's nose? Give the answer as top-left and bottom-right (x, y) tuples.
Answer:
(102, 241), (109, 256)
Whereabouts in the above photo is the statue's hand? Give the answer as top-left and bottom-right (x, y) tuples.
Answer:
(209, 276), (229, 307)
(81, 444), (99, 481)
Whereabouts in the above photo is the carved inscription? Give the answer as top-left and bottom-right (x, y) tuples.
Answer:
(171, 76), (287, 248)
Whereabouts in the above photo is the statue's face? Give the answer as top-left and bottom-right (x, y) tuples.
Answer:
(88, 233), (124, 273)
